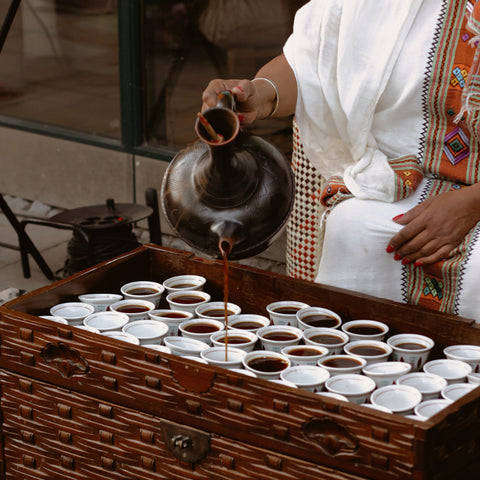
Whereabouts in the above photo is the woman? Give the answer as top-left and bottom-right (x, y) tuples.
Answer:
(201, 0), (480, 321)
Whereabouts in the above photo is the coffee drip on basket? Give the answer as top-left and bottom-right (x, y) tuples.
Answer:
(161, 90), (295, 361)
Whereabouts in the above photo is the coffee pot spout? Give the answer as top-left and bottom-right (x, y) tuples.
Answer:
(211, 219), (246, 256)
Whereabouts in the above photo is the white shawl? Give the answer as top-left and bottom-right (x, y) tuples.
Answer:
(284, 0), (422, 202)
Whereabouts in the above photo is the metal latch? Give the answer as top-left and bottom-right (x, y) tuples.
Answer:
(160, 420), (211, 464)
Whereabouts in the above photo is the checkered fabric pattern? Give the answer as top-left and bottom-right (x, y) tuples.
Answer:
(286, 120), (325, 281)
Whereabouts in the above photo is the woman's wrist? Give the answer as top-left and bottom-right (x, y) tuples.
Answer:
(252, 77), (279, 119)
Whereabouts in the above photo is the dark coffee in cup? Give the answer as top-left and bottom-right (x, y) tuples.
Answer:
(172, 295), (204, 304)
(322, 356), (362, 368)
(395, 342), (426, 350)
(300, 314), (338, 328)
(309, 333), (344, 345)
(348, 344), (387, 356)
(201, 308), (233, 317)
(287, 347), (323, 357)
(183, 323), (219, 334)
(216, 335), (251, 345)
(263, 332), (298, 341)
(170, 282), (196, 289)
(126, 287), (159, 296)
(247, 357), (289, 372)
(272, 306), (302, 315)
(116, 304), (149, 313)
(161, 311), (190, 318)
(346, 324), (384, 335)
(232, 321), (263, 330)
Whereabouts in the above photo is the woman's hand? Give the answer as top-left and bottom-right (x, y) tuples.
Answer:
(387, 185), (480, 266)
(201, 79), (260, 124)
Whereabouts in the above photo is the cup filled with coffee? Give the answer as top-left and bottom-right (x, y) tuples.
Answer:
(108, 299), (156, 321)
(341, 319), (389, 342)
(303, 327), (349, 355)
(318, 354), (366, 376)
(343, 340), (392, 365)
(387, 333), (434, 371)
(166, 290), (211, 314)
(148, 308), (194, 336)
(195, 301), (241, 320)
(242, 350), (291, 380)
(120, 281), (165, 308)
(256, 325), (303, 353)
(266, 300), (310, 327)
(228, 314), (271, 333)
(211, 330), (258, 352)
(296, 306), (342, 331)
(281, 344), (329, 366)
(179, 318), (225, 345)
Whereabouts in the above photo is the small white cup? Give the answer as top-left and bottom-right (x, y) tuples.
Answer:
(280, 365), (330, 392)
(387, 333), (434, 371)
(468, 372), (480, 385)
(266, 300), (310, 327)
(148, 309), (195, 336)
(362, 361), (412, 388)
(315, 392), (349, 402)
(211, 330), (258, 352)
(166, 290), (211, 314)
(145, 344), (171, 354)
(256, 325), (303, 352)
(50, 302), (96, 326)
(341, 319), (389, 342)
(83, 311), (129, 333)
(195, 301), (241, 321)
(162, 274), (206, 293)
(78, 293), (123, 312)
(423, 359), (472, 384)
(361, 403), (393, 414)
(303, 327), (349, 355)
(441, 382), (478, 402)
(396, 372), (447, 401)
(414, 399), (452, 420)
(318, 354), (366, 376)
(370, 384), (422, 415)
(228, 314), (271, 333)
(200, 346), (247, 370)
(163, 336), (210, 357)
(102, 331), (140, 345)
(120, 281), (165, 308)
(242, 351), (291, 380)
(324, 374), (376, 404)
(443, 344), (480, 374)
(296, 307), (342, 331)
(122, 319), (169, 345)
(109, 299), (156, 321)
(281, 344), (329, 366)
(179, 318), (225, 345)
(40, 315), (69, 325)
(343, 340), (392, 365)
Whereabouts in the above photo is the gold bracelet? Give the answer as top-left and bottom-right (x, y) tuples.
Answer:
(252, 77), (279, 119)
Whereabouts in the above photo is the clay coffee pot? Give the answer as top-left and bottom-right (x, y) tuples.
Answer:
(161, 91), (295, 259)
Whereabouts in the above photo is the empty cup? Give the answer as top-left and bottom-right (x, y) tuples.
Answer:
(280, 365), (330, 392)
(78, 293), (123, 312)
(396, 372), (447, 401)
(122, 319), (169, 345)
(423, 359), (472, 384)
(370, 384), (422, 415)
(362, 361), (412, 388)
(83, 311), (129, 333)
(324, 374), (376, 404)
(200, 346), (247, 370)
(50, 302), (96, 326)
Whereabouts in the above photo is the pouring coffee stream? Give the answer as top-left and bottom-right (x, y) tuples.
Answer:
(161, 90), (295, 360)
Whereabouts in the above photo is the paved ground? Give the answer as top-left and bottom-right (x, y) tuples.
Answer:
(0, 195), (286, 304)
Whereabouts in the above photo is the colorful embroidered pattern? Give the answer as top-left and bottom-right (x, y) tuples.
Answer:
(402, 0), (480, 314)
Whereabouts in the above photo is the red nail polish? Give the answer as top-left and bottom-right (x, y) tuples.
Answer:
(394, 254), (402, 261)
(414, 260), (424, 267)
(392, 214), (404, 222)
(386, 245), (394, 253)
(237, 114), (245, 122)
(401, 258), (411, 265)
(236, 86), (245, 93)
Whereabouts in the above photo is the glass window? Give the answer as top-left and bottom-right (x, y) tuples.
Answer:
(143, 0), (308, 158)
(0, 0), (121, 139)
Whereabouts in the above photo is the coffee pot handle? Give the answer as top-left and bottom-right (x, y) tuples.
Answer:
(216, 91), (236, 111)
